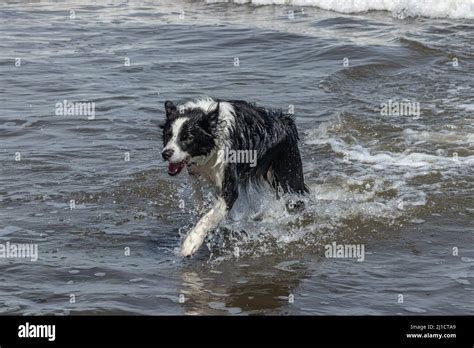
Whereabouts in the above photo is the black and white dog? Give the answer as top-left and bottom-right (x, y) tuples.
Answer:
(160, 97), (308, 256)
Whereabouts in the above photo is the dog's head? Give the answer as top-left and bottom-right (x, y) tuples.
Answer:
(160, 100), (219, 176)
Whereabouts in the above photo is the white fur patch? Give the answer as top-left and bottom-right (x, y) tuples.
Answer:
(182, 96), (216, 112)
(164, 117), (189, 163)
(213, 101), (235, 178)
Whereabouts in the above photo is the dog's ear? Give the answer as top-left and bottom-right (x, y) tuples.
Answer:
(164, 101), (178, 120)
(197, 102), (220, 136)
(205, 102), (220, 127)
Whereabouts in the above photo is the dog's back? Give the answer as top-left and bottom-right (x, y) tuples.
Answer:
(223, 100), (308, 194)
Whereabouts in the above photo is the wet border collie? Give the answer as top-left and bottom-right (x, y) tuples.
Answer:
(160, 97), (308, 256)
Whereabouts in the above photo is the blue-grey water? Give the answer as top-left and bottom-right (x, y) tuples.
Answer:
(0, 0), (473, 315)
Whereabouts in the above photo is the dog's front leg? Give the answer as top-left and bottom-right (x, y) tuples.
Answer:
(180, 196), (227, 257)
(180, 165), (239, 257)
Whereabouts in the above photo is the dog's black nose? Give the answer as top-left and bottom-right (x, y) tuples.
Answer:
(162, 149), (173, 160)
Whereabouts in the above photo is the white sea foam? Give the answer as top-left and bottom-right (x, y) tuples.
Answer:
(403, 128), (474, 146)
(306, 122), (474, 170)
(207, 0), (474, 19)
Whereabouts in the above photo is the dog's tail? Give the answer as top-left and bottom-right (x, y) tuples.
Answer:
(283, 114), (310, 194)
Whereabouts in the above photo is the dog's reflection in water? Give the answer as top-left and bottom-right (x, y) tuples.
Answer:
(179, 256), (309, 315)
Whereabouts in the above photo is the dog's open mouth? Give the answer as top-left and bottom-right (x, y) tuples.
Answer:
(167, 160), (187, 176)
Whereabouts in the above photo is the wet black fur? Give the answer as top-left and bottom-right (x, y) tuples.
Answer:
(225, 100), (308, 195)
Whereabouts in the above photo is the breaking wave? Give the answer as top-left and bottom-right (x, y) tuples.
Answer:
(207, 0), (474, 19)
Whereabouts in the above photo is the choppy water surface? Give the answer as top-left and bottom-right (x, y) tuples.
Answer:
(0, 0), (473, 315)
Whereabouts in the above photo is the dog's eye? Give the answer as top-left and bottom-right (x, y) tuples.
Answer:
(181, 134), (193, 142)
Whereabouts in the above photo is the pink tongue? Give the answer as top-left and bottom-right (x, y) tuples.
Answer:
(168, 162), (181, 174)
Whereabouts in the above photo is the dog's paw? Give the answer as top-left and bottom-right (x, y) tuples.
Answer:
(285, 199), (305, 213)
(180, 233), (205, 257)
